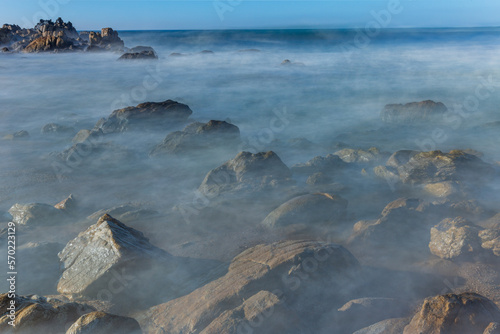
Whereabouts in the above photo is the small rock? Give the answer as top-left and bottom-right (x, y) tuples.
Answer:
(41, 123), (75, 135)
(8, 203), (66, 226)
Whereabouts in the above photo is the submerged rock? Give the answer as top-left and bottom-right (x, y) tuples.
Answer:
(95, 99), (192, 133)
(403, 293), (500, 334)
(381, 100), (448, 124)
(41, 123), (75, 135)
(138, 240), (360, 334)
(150, 120), (241, 156)
(8, 203), (66, 226)
(66, 311), (142, 334)
(118, 50), (157, 60)
(3, 130), (29, 140)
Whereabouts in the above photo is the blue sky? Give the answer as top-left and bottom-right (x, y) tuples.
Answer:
(2, 0), (500, 30)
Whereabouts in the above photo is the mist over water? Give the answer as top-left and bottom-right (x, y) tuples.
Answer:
(1, 28), (500, 333)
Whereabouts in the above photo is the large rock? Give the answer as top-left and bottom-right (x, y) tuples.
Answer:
(95, 99), (192, 133)
(198, 151), (293, 199)
(138, 240), (360, 334)
(119, 46), (157, 60)
(429, 217), (484, 260)
(66, 311), (142, 334)
(8, 203), (66, 226)
(374, 149), (493, 186)
(87, 27), (124, 52)
(403, 293), (500, 334)
(24, 34), (73, 53)
(261, 192), (348, 229)
(0, 294), (94, 334)
(150, 120), (241, 156)
(381, 100), (448, 124)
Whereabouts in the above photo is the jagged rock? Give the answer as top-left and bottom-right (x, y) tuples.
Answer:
(337, 298), (411, 333)
(403, 293), (500, 334)
(118, 50), (157, 60)
(41, 123), (75, 135)
(198, 151), (293, 199)
(484, 322), (500, 334)
(481, 213), (500, 230)
(8, 203), (66, 226)
(54, 194), (76, 212)
(261, 193), (348, 229)
(150, 120), (241, 156)
(138, 240), (360, 334)
(479, 229), (500, 257)
(354, 318), (411, 334)
(374, 150), (493, 186)
(429, 217), (484, 260)
(0, 294), (94, 334)
(3, 130), (29, 140)
(95, 99), (192, 133)
(381, 100), (448, 124)
(24, 35), (73, 53)
(87, 28), (124, 52)
(334, 147), (386, 164)
(66, 311), (142, 334)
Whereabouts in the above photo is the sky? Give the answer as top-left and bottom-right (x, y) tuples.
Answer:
(2, 0), (500, 31)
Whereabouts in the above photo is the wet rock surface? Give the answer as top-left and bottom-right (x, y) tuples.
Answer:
(381, 100), (448, 124)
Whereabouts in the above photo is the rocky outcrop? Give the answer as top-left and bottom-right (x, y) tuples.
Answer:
(24, 34), (74, 53)
(8, 203), (66, 226)
(374, 150), (493, 187)
(138, 240), (360, 334)
(0, 294), (94, 334)
(119, 46), (158, 60)
(87, 28), (124, 52)
(429, 217), (484, 260)
(66, 311), (142, 334)
(403, 293), (500, 334)
(479, 229), (500, 257)
(150, 120), (241, 156)
(261, 193), (348, 229)
(381, 100), (448, 124)
(198, 151), (293, 199)
(41, 123), (75, 135)
(95, 99), (192, 133)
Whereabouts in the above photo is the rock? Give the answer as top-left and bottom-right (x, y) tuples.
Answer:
(480, 213), (500, 230)
(87, 203), (158, 224)
(291, 154), (347, 175)
(280, 59), (305, 66)
(24, 35), (73, 53)
(95, 99), (192, 133)
(199, 49), (214, 54)
(381, 100), (448, 124)
(8, 203), (66, 226)
(87, 27), (124, 52)
(198, 151), (293, 199)
(118, 50), (157, 60)
(169, 52), (187, 57)
(72, 129), (102, 144)
(479, 229), (500, 256)
(1, 47), (9, 52)
(237, 48), (261, 52)
(334, 147), (386, 164)
(306, 172), (333, 185)
(0, 293), (94, 334)
(403, 293), (500, 334)
(429, 217), (484, 260)
(150, 120), (241, 156)
(374, 150), (493, 186)
(138, 240), (360, 334)
(354, 318), (411, 334)
(66, 311), (142, 334)
(54, 194), (76, 212)
(424, 181), (462, 198)
(484, 322), (500, 334)
(3, 130), (29, 140)
(281, 59), (291, 65)
(41, 123), (75, 135)
(261, 193), (348, 229)
(35, 18), (79, 40)
(337, 298), (411, 332)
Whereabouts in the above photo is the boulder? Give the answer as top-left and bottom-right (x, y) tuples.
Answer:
(403, 293), (500, 334)
(261, 193), (348, 229)
(354, 318), (411, 334)
(381, 100), (448, 124)
(66, 311), (142, 334)
(198, 151), (293, 199)
(374, 150), (493, 186)
(3, 130), (29, 140)
(479, 229), (500, 257)
(95, 99), (192, 133)
(8, 203), (66, 226)
(138, 240), (360, 334)
(150, 120), (241, 156)
(429, 217), (484, 260)
(0, 294), (94, 334)
(87, 27), (124, 52)
(118, 50), (157, 60)
(41, 123), (75, 135)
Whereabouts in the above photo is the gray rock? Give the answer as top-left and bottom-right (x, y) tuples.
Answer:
(41, 123), (75, 135)
(8, 203), (66, 226)
(381, 100), (447, 124)
(118, 50), (157, 60)
(66, 311), (142, 334)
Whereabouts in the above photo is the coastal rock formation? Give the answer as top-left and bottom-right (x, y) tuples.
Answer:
(374, 150), (493, 186)
(24, 34), (73, 53)
(0, 294), (94, 334)
(8, 203), (66, 226)
(429, 217), (484, 260)
(198, 151), (293, 199)
(403, 293), (500, 334)
(381, 100), (448, 124)
(87, 28), (124, 52)
(95, 99), (192, 133)
(261, 193), (348, 229)
(138, 240), (360, 334)
(66, 311), (142, 334)
(150, 120), (241, 156)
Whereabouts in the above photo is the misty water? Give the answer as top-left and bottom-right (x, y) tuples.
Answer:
(2, 28), (500, 333)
